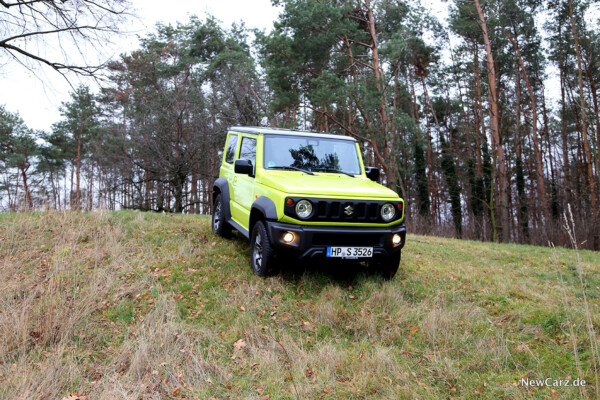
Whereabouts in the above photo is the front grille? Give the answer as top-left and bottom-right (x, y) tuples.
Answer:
(312, 233), (382, 246)
(313, 200), (380, 222)
(284, 197), (403, 223)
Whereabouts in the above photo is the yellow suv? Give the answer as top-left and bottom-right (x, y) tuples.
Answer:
(212, 127), (406, 278)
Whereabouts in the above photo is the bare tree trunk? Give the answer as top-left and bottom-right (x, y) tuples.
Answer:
(421, 75), (443, 221)
(555, 26), (572, 208)
(13, 167), (20, 211)
(569, 0), (596, 214)
(514, 58), (530, 241)
(49, 171), (57, 210)
(589, 70), (600, 177)
(76, 131), (82, 211)
(476, 0), (507, 242)
(473, 43), (484, 175)
(20, 165), (33, 210)
(89, 162), (94, 210)
(3, 171), (13, 211)
(69, 162), (74, 209)
(504, 29), (548, 223)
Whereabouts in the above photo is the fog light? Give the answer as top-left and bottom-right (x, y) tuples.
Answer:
(392, 233), (402, 246)
(282, 231), (295, 244)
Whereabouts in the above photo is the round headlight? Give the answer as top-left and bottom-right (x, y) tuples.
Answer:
(295, 200), (313, 219)
(380, 203), (396, 222)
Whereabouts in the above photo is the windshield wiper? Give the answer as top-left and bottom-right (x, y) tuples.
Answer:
(313, 167), (356, 178)
(268, 165), (316, 175)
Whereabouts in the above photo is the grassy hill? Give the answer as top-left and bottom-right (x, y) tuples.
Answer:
(1, 211), (599, 399)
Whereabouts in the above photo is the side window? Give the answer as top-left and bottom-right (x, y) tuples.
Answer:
(225, 134), (238, 164)
(239, 137), (257, 167)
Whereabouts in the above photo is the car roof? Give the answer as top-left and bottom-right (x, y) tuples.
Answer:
(228, 126), (357, 142)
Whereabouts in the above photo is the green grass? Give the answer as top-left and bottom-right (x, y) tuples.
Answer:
(0, 210), (599, 399)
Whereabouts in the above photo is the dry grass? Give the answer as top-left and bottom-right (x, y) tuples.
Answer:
(0, 210), (599, 399)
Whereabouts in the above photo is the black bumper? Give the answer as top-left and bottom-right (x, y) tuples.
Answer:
(265, 221), (406, 259)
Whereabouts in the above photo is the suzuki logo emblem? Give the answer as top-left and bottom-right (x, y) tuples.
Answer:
(344, 205), (354, 216)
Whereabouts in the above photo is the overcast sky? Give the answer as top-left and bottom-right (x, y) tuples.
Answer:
(0, 0), (284, 131)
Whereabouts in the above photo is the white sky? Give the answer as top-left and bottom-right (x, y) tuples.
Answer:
(0, 0), (282, 131)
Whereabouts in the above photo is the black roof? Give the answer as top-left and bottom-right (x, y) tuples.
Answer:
(228, 126), (357, 141)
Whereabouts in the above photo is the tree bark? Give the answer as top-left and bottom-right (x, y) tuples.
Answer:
(473, 43), (484, 175)
(76, 129), (82, 211)
(560, 67), (572, 203)
(475, 0), (508, 242)
(504, 28), (548, 222)
(569, 0), (596, 214)
(588, 68), (600, 179)
(19, 164), (33, 210)
(514, 57), (529, 241)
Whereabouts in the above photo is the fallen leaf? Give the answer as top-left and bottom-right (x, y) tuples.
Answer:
(234, 339), (247, 351)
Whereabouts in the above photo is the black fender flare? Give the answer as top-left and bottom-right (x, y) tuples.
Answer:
(250, 196), (278, 234)
(213, 177), (231, 221)
(252, 196), (278, 220)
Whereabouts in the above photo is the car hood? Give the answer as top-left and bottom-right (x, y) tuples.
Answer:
(259, 171), (400, 199)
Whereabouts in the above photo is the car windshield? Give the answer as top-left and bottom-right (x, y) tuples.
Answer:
(263, 135), (361, 175)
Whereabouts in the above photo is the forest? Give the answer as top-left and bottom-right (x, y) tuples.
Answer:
(1, 0), (599, 250)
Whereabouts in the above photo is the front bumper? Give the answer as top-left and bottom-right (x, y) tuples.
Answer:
(265, 221), (406, 259)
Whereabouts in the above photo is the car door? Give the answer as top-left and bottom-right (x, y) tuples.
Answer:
(231, 135), (257, 231)
(221, 133), (239, 217)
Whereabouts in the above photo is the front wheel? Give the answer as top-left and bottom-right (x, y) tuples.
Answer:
(212, 194), (232, 238)
(370, 251), (401, 280)
(250, 221), (277, 276)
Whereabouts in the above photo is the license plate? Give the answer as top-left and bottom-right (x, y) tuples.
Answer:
(327, 247), (373, 258)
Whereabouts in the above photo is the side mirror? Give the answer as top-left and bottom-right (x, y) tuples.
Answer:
(366, 167), (380, 182)
(234, 159), (253, 176)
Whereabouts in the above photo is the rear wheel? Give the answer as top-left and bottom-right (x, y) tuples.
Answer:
(370, 251), (401, 279)
(212, 194), (232, 238)
(250, 221), (277, 276)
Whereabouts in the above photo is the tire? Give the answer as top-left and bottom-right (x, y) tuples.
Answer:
(370, 251), (401, 280)
(250, 221), (277, 276)
(212, 193), (232, 238)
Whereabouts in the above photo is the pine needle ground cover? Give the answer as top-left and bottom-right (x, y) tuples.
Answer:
(0, 211), (598, 399)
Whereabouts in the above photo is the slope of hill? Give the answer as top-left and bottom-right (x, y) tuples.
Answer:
(1, 211), (599, 399)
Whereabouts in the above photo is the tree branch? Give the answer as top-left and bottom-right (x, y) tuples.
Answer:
(0, 25), (109, 45)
